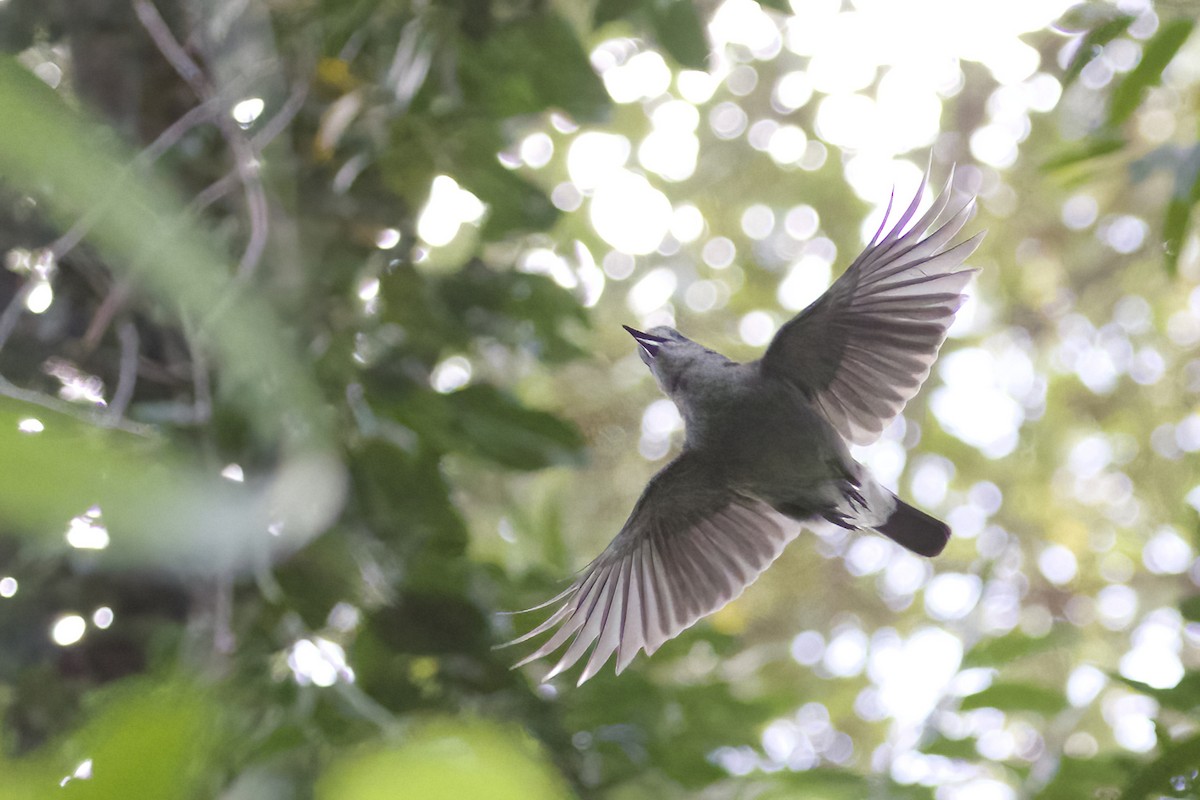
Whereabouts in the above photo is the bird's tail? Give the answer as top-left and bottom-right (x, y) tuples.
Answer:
(821, 480), (950, 558)
(872, 496), (950, 557)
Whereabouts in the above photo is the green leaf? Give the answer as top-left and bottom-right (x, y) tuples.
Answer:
(1041, 135), (1126, 172)
(0, 676), (221, 800)
(446, 385), (586, 471)
(0, 396), (340, 574)
(1114, 671), (1200, 713)
(1120, 733), (1200, 800)
(920, 735), (979, 760)
(316, 718), (566, 800)
(961, 628), (1071, 669)
(1108, 18), (1196, 127)
(593, 0), (641, 26)
(0, 57), (333, 452)
(382, 116), (560, 239)
(1036, 755), (1131, 800)
(757, 770), (870, 799)
(650, 0), (710, 70)
(351, 440), (469, 552)
(754, 770), (935, 800)
(1162, 144), (1200, 276)
(756, 0), (792, 12)
(437, 260), (588, 363)
(370, 379), (585, 471)
(958, 681), (1068, 715)
(469, 164), (560, 240)
(458, 12), (611, 124)
(1181, 594), (1200, 623)
(1063, 14), (1136, 87)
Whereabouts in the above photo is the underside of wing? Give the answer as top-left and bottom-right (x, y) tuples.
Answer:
(501, 454), (799, 685)
(762, 169), (985, 446)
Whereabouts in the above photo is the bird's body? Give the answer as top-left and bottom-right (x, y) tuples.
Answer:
(668, 355), (852, 514)
(505, 170), (985, 684)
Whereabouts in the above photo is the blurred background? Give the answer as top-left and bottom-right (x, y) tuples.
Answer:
(1, 0), (1199, 797)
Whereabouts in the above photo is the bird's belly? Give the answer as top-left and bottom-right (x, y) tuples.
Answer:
(700, 391), (852, 511)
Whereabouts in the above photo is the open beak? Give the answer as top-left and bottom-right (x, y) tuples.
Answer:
(623, 325), (666, 359)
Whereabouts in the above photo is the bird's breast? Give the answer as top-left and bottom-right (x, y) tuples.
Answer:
(679, 369), (846, 467)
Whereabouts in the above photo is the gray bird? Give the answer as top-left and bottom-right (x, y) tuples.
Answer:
(505, 170), (984, 685)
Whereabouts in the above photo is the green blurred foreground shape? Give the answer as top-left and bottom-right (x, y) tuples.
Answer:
(0, 57), (345, 573)
(315, 718), (567, 800)
(0, 677), (218, 800)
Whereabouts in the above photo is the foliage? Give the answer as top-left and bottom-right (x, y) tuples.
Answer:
(1, 0), (1199, 799)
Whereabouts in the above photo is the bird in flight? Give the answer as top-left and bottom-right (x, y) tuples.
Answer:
(505, 169), (984, 685)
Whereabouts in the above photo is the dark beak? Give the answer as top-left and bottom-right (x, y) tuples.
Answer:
(623, 325), (666, 358)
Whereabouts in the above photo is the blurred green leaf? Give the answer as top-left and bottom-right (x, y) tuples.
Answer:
(1114, 672), (1200, 713)
(315, 718), (568, 800)
(373, 381), (585, 471)
(961, 629), (1070, 669)
(650, 1), (710, 70)
(438, 260), (588, 363)
(351, 440), (468, 552)
(593, 0), (640, 26)
(1163, 144), (1200, 276)
(920, 734), (978, 760)
(0, 57), (333, 452)
(382, 116), (559, 240)
(1108, 18), (1196, 127)
(754, 770), (869, 799)
(0, 396), (340, 574)
(1063, 14), (1136, 87)
(1120, 733), (1200, 800)
(563, 672), (783, 788)
(958, 681), (1068, 715)
(1036, 755), (1130, 800)
(446, 385), (586, 471)
(0, 676), (219, 800)
(1041, 135), (1126, 172)
(754, 770), (934, 800)
(458, 12), (610, 124)
(464, 162), (559, 241)
(1180, 594), (1200, 623)
(755, 0), (792, 12)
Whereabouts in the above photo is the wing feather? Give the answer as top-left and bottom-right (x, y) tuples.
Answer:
(761, 167), (984, 445)
(503, 453), (799, 683)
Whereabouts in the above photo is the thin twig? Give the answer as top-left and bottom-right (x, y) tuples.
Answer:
(0, 375), (156, 437)
(0, 282), (33, 355)
(107, 320), (140, 421)
(182, 313), (213, 425)
(131, 0), (207, 94)
(254, 80), (309, 150)
(82, 281), (133, 352)
(49, 100), (221, 261)
(190, 80), (309, 215)
(133, 0), (271, 278)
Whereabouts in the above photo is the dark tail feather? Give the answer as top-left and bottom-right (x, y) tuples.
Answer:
(874, 498), (950, 557)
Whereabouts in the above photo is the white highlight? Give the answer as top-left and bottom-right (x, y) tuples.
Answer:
(66, 506), (109, 550)
(52, 614), (86, 646)
(287, 637), (355, 687)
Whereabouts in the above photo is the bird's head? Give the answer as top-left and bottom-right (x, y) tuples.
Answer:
(623, 325), (720, 395)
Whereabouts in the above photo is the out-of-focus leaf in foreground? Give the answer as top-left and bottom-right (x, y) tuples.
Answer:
(0, 56), (332, 453)
(0, 397), (341, 573)
(0, 676), (220, 800)
(315, 718), (568, 800)
(0, 57), (345, 570)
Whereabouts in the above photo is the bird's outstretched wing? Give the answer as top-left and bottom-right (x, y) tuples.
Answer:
(503, 452), (798, 685)
(761, 170), (985, 446)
